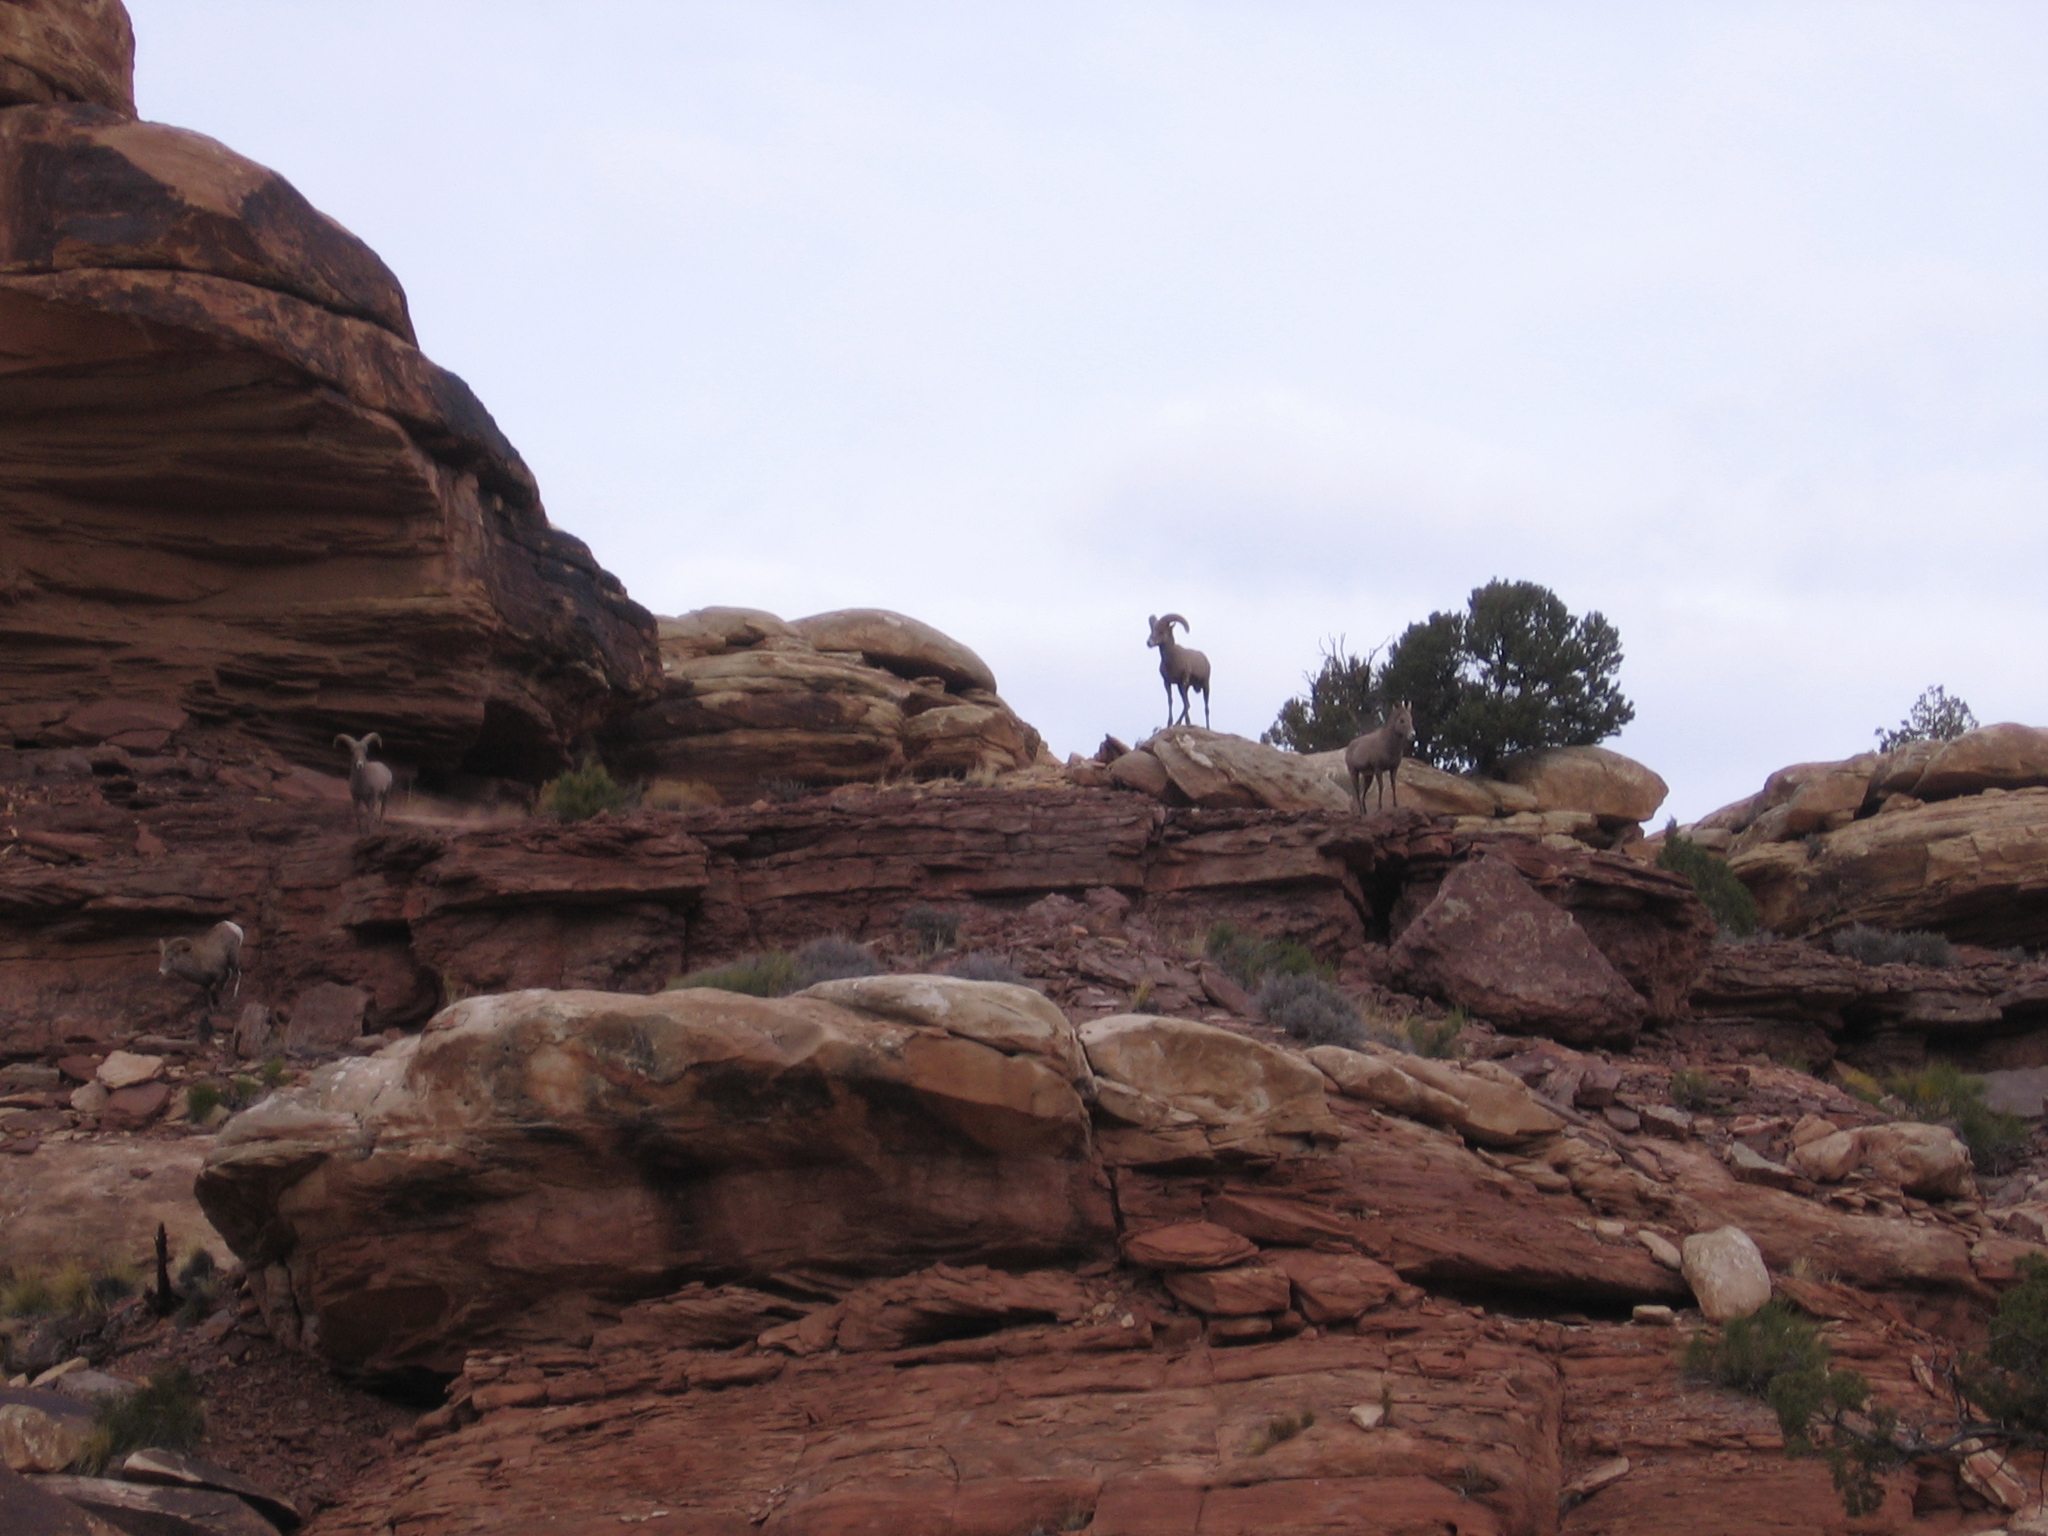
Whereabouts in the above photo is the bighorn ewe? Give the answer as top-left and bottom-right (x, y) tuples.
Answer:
(335, 732), (393, 827)
(1344, 703), (1415, 813)
(1146, 614), (1211, 729)
(159, 921), (244, 1025)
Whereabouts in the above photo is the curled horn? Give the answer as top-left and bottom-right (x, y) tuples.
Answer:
(334, 733), (357, 751)
(1158, 613), (1189, 633)
(362, 733), (382, 753)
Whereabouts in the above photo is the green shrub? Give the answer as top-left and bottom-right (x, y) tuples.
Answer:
(1684, 1300), (1828, 1394)
(1831, 923), (1956, 968)
(1206, 922), (1323, 989)
(1129, 980), (1165, 1015)
(1669, 1067), (1718, 1113)
(1884, 1060), (2030, 1172)
(259, 1056), (289, 1089)
(1657, 830), (1759, 936)
(1401, 1008), (1466, 1059)
(539, 760), (632, 823)
(790, 936), (881, 988)
(668, 951), (797, 997)
(1875, 685), (1977, 753)
(77, 1366), (205, 1474)
(0, 1259), (134, 1321)
(183, 1081), (223, 1121)
(1957, 1254), (2048, 1440)
(1257, 974), (1360, 1047)
(228, 1074), (261, 1105)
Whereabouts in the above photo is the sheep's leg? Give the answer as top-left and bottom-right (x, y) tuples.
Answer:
(1389, 763), (1399, 809)
(1201, 687), (1210, 728)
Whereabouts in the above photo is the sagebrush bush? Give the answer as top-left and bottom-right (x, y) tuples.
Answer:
(538, 760), (633, 823)
(1656, 829), (1759, 936)
(902, 904), (961, 956)
(183, 1080), (223, 1121)
(77, 1366), (205, 1474)
(1830, 923), (1956, 969)
(1400, 1010), (1466, 1059)
(1206, 922), (1323, 989)
(668, 951), (797, 997)
(947, 951), (1029, 986)
(1958, 1254), (2048, 1439)
(791, 936), (882, 988)
(0, 1258), (134, 1321)
(1258, 973), (1361, 1047)
(1685, 1300), (1828, 1394)
(1669, 1067), (1718, 1113)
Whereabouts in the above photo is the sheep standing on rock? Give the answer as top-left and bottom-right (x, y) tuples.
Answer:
(158, 920), (244, 1041)
(1345, 703), (1415, 813)
(335, 732), (394, 827)
(1146, 614), (1211, 729)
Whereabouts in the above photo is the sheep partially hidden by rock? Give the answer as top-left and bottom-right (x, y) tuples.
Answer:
(1147, 614), (1211, 728)
(1344, 703), (1415, 812)
(335, 732), (394, 827)
(158, 921), (244, 1040)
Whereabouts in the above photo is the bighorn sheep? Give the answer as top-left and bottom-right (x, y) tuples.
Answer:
(335, 732), (393, 827)
(159, 920), (244, 1037)
(1146, 614), (1211, 729)
(1344, 703), (1415, 813)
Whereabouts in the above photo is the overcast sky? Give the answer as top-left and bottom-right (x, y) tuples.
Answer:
(125, 2), (2048, 822)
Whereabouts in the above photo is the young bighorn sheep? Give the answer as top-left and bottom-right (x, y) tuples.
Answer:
(1344, 703), (1415, 813)
(335, 732), (394, 827)
(1146, 614), (1211, 729)
(159, 920), (245, 1039)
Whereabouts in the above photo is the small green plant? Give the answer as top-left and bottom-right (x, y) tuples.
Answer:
(1206, 922), (1324, 989)
(757, 776), (811, 804)
(1245, 1407), (1316, 1455)
(790, 936), (881, 988)
(1257, 973), (1360, 1046)
(1684, 1300), (1829, 1394)
(1402, 1008), (1466, 1059)
(1884, 1060), (2030, 1173)
(1657, 828), (1759, 936)
(259, 1056), (289, 1089)
(1833, 1062), (1885, 1106)
(1832, 923), (1957, 969)
(76, 1365), (205, 1474)
(173, 1249), (218, 1327)
(1129, 980), (1163, 1015)
(538, 759), (632, 823)
(183, 1080), (223, 1121)
(228, 1074), (261, 1105)
(668, 951), (797, 997)
(901, 903), (961, 957)
(948, 951), (1027, 986)
(0, 1259), (134, 1321)
(1669, 1067), (1718, 1114)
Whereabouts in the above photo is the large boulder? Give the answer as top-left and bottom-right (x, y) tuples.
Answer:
(1911, 723), (2048, 801)
(0, 86), (656, 774)
(1494, 745), (1668, 823)
(0, 0), (132, 115)
(1146, 728), (1350, 814)
(1077, 1014), (1342, 1163)
(1680, 1226), (1772, 1323)
(1388, 853), (1650, 1047)
(602, 606), (1041, 797)
(196, 980), (1111, 1376)
(1788, 1122), (1974, 1200)
(790, 608), (998, 694)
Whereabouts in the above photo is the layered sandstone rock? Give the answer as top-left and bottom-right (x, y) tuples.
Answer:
(196, 979), (1113, 1376)
(600, 606), (1043, 798)
(0, 41), (656, 777)
(1679, 725), (2048, 944)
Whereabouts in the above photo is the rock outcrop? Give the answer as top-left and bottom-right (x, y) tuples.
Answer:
(196, 980), (1113, 1377)
(1680, 725), (2048, 944)
(0, 53), (656, 778)
(599, 606), (1043, 798)
(1094, 730), (1668, 848)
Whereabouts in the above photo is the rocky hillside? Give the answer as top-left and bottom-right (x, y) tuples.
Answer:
(1, 5), (2046, 1536)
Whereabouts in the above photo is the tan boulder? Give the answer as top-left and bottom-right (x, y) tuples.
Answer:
(1078, 1015), (1341, 1163)
(1141, 727), (1350, 813)
(790, 608), (998, 694)
(197, 983), (1110, 1376)
(1306, 1044), (1563, 1147)
(93, 1049), (161, 1089)
(1790, 1122), (1972, 1200)
(1495, 745), (1668, 823)
(606, 609), (1041, 795)
(1869, 739), (1943, 799)
(1910, 723), (2048, 801)
(801, 974), (1086, 1079)
(1680, 1226), (1772, 1322)
(0, 0), (133, 116)
(0, 1395), (91, 1472)
(1105, 748), (1173, 798)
